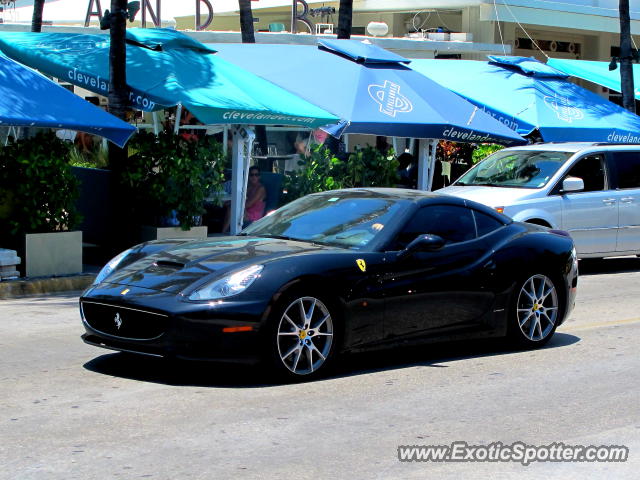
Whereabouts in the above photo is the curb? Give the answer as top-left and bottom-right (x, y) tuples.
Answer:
(0, 274), (96, 299)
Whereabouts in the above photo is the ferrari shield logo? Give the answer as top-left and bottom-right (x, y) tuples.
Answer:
(356, 259), (367, 272)
(120, 288), (130, 296)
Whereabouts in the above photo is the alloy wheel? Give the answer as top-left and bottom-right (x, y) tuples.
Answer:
(276, 296), (334, 375)
(516, 274), (558, 342)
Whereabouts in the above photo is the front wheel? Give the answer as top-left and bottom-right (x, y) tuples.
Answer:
(266, 294), (338, 380)
(509, 274), (561, 347)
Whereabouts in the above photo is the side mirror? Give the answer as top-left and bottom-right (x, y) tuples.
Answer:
(398, 234), (445, 259)
(562, 176), (584, 193)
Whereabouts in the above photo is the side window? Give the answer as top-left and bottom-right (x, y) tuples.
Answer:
(391, 205), (476, 249)
(473, 210), (504, 237)
(564, 154), (606, 192)
(611, 151), (640, 189)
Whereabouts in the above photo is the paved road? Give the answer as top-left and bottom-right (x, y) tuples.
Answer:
(1, 257), (639, 479)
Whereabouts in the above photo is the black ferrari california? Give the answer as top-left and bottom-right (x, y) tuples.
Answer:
(80, 188), (578, 379)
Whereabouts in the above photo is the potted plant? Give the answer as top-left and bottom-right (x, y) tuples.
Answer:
(0, 132), (83, 277)
(122, 131), (225, 241)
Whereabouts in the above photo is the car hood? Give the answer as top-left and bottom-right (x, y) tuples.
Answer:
(102, 236), (334, 293)
(439, 185), (543, 207)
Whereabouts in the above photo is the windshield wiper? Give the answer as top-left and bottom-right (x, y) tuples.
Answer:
(467, 182), (504, 187)
(258, 234), (298, 241)
(258, 234), (330, 247)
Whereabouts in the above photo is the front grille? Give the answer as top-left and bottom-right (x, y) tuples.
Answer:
(81, 301), (168, 340)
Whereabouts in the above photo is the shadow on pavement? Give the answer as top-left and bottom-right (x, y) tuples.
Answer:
(83, 352), (270, 388)
(334, 332), (579, 380)
(579, 256), (640, 276)
(83, 332), (580, 388)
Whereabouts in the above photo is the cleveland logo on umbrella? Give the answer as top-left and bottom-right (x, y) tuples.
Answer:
(369, 80), (413, 117)
(543, 94), (584, 123)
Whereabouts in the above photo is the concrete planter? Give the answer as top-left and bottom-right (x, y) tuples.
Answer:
(24, 231), (83, 278)
(0, 249), (21, 280)
(140, 226), (208, 242)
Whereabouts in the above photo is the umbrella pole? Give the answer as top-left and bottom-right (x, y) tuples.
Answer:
(174, 104), (183, 135)
(427, 139), (438, 191)
(392, 137), (407, 154)
(4, 126), (20, 146)
(417, 139), (438, 191)
(417, 139), (429, 191)
(152, 112), (160, 135)
(230, 126), (256, 235)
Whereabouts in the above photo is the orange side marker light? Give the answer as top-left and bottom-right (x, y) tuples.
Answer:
(222, 326), (254, 333)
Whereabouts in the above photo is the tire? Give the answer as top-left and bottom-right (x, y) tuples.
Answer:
(264, 291), (340, 381)
(508, 274), (562, 348)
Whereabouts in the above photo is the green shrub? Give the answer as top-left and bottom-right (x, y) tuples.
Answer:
(0, 132), (81, 241)
(122, 131), (225, 230)
(472, 143), (504, 164)
(282, 145), (399, 204)
(68, 145), (109, 169)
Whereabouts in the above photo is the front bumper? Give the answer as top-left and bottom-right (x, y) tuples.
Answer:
(80, 283), (271, 363)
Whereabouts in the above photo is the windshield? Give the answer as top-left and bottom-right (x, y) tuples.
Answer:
(242, 192), (408, 249)
(456, 150), (573, 188)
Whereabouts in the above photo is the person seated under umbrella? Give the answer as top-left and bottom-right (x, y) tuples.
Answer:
(222, 166), (267, 232)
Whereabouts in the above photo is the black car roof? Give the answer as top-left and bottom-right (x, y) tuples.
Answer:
(309, 188), (511, 224)
(311, 187), (448, 201)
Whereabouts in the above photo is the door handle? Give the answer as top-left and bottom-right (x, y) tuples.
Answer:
(602, 198), (616, 205)
(620, 197), (634, 203)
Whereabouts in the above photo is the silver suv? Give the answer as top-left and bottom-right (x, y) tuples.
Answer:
(439, 143), (640, 258)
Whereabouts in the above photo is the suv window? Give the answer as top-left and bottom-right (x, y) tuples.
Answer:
(610, 151), (640, 189)
(455, 150), (572, 189)
(563, 154), (607, 192)
(391, 205), (476, 249)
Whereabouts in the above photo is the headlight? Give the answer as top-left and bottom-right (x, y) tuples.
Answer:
(93, 248), (133, 285)
(188, 265), (263, 301)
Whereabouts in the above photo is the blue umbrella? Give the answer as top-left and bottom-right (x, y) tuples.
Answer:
(410, 56), (640, 143)
(0, 52), (135, 147)
(0, 29), (337, 129)
(212, 40), (525, 145)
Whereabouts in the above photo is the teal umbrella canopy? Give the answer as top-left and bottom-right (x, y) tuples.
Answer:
(0, 29), (337, 129)
(411, 56), (640, 143)
(547, 58), (640, 99)
(0, 52), (135, 147)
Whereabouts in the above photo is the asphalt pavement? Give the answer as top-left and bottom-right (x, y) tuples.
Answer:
(1, 257), (639, 479)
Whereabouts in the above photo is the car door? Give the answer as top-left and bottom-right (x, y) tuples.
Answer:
(608, 151), (640, 253)
(381, 204), (496, 340)
(556, 153), (618, 255)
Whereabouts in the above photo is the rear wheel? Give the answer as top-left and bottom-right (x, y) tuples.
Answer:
(509, 274), (561, 347)
(266, 293), (339, 380)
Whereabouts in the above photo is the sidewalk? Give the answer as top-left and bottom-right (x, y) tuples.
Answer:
(0, 265), (97, 299)
(0, 233), (226, 299)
